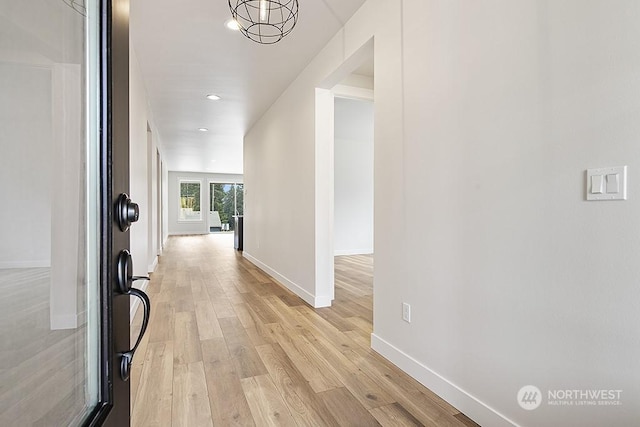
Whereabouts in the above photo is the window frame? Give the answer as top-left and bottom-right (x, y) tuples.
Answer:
(177, 178), (203, 222)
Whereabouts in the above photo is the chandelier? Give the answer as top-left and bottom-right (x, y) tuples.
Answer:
(228, 0), (299, 45)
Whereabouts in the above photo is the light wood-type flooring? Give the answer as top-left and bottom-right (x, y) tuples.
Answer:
(131, 234), (480, 427)
(0, 268), (88, 426)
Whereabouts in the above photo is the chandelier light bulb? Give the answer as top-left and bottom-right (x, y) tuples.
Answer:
(259, 0), (268, 21)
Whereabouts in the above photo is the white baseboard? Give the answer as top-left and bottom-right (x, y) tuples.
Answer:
(148, 256), (158, 273)
(168, 231), (208, 236)
(334, 248), (374, 256)
(242, 252), (331, 308)
(371, 334), (518, 427)
(130, 280), (150, 322)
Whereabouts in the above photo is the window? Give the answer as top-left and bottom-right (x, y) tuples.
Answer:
(178, 180), (202, 221)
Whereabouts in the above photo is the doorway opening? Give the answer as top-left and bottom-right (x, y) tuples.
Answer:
(333, 94), (374, 312)
(314, 38), (374, 307)
(208, 182), (244, 233)
(157, 150), (162, 255)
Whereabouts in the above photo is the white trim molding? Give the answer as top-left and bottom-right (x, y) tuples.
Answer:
(168, 231), (209, 236)
(243, 251), (332, 308)
(371, 334), (519, 427)
(334, 248), (373, 256)
(148, 255), (158, 273)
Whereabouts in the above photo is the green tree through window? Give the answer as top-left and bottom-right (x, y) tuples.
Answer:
(179, 181), (201, 221)
(209, 182), (243, 230)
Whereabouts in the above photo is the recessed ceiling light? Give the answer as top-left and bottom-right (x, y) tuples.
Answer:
(206, 94), (221, 101)
(225, 19), (240, 31)
(198, 128), (209, 132)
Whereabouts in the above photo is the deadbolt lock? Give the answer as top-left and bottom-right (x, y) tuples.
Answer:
(116, 193), (139, 232)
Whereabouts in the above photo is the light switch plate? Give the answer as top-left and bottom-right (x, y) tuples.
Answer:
(587, 166), (627, 201)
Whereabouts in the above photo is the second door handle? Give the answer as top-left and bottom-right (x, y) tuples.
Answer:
(116, 249), (151, 381)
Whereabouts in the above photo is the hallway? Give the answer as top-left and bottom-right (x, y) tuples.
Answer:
(130, 235), (478, 426)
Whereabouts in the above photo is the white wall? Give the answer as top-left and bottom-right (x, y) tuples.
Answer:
(244, 1), (640, 426)
(167, 171), (243, 235)
(130, 45), (166, 279)
(334, 97), (374, 256)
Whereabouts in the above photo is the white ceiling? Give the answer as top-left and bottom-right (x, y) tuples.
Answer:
(130, 0), (368, 174)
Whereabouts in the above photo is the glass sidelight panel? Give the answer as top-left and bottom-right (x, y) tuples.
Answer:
(0, 0), (101, 425)
(235, 183), (244, 216)
(209, 182), (243, 232)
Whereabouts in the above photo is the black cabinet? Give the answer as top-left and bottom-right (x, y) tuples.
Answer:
(234, 216), (243, 251)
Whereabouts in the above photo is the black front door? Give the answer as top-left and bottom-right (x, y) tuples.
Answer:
(0, 0), (146, 425)
(99, 0), (139, 424)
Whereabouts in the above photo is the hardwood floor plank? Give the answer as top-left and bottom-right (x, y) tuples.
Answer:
(173, 284), (196, 313)
(241, 374), (297, 427)
(131, 341), (174, 427)
(344, 329), (372, 350)
(293, 305), (357, 351)
(269, 323), (342, 393)
(345, 346), (463, 425)
(346, 315), (373, 334)
(230, 278), (249, 294)
(148, 301), (175, 343)
(233, 303), (256, 329)
(245, 326), (272, 347)
(312, 306), (356, 331)
(224, 286), (247, 305)
(211, 297), (237, 319)
(204, 358), (255, 426)
(200, 337), (230, 364)
(219, 317), (268, 379)
(245, 265), (272, 284)
(370, 402), (425, 426)
(253, 321), (281, 345)
(172, 362), (213, 427)
(204, 278), (227, 300)
(174, 311), (203, 365)
(454, 412), (482, 427)
(256, 343), (340, 426)
(261, 295), (309, 335)
(194, 300), (224, 340)
(190, 278), (211, 303)
(299, 331), (394, 409)
(317, 387), (381, 427)
(278, 293), (305, 307)
(241, 292), (281, 324)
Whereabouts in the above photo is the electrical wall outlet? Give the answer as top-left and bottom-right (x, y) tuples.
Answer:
(402, 303), (411, 323)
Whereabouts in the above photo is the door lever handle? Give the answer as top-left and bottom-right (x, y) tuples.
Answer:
(115, 249), (152, 381)
(119, 287), (150, 381)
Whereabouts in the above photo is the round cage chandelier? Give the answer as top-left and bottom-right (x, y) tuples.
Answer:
(228, 0), (299, 45)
